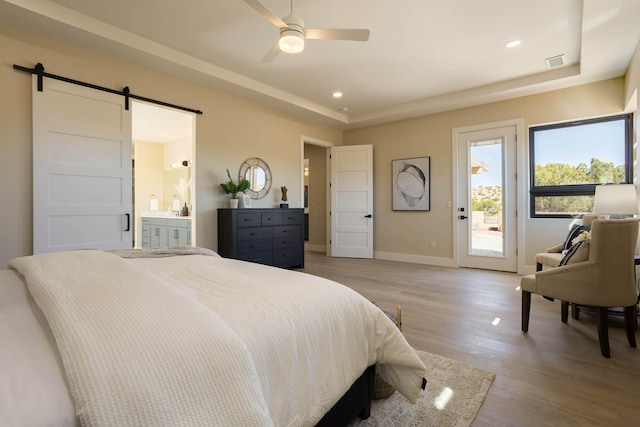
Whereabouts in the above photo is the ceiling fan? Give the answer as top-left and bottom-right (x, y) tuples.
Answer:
(244, 0), (370, 62)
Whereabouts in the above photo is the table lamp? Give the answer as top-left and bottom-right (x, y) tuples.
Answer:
(592, 184), (639, 219)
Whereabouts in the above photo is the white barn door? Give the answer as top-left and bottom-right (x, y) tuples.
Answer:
(32, 77), (132, 253)
(330, 145), (374, 258)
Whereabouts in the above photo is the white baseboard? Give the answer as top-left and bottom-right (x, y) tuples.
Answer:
(305, 246), (537, 275)
(374, 251), (457, 268)
(304, 243), (326, 253)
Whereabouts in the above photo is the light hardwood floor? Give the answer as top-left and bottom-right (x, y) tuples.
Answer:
(297, 251), (640, 427)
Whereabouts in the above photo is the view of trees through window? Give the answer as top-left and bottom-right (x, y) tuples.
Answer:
(472, 186), (501, 218)
(534, 158), (626, 213)
(529, 114), (632, 217)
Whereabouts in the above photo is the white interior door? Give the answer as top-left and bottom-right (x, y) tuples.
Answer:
(330, 145), (374, 258)
(33, 76), (132, 253)
(456, 125), (517, 271)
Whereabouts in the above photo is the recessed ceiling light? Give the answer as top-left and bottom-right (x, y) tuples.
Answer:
(505, 40), (521, 48)
(333, 91), (343, 98)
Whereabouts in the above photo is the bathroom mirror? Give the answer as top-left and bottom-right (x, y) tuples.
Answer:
(164, 167), (191, 210)
(239, 157), (271, 199)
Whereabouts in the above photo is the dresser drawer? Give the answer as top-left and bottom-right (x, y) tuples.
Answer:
(282, 212), (302, 225)
(238, 238), (272, 253)
(237, 213), (262, 227)
(262, 213), (282, 226)
(273, 225), (300, 238)
(273, 248), (302, 267)
(238, 227), (273, 240)
(238, 250), (273, 266)
(273, 236), (298, 250)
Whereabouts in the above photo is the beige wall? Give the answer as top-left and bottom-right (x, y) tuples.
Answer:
(344, 78), (627, 270)
(0, 24), (342, 267)
(625, 39), (640, 112)
(135, 141), (165, 212)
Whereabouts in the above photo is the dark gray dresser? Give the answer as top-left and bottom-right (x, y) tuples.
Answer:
(217, 208), (304, 268)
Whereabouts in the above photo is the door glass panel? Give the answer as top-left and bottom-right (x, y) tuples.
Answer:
(469, 138), (503, 257)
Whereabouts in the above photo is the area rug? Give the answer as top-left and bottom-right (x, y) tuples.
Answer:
(349, 350), (496, 427)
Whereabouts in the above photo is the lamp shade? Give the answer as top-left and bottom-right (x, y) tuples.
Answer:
(592, 184), (639, 215)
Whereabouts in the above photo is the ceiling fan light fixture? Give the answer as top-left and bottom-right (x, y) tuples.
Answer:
(279, 29), (304, 53)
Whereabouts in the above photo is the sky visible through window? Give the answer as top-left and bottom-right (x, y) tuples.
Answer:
(534, 120), (625, 167)
(472, 143), (502, 187)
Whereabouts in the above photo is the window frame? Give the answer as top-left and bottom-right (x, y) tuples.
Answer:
(529, 113), (634, 218)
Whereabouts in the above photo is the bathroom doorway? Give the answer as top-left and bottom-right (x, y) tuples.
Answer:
(132, 102), (196, 248)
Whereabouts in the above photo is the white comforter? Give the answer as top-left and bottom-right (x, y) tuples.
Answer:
(8, 250), (425, 426)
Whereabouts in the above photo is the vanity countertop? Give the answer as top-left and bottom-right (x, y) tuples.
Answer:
(141, 211), (191, 219)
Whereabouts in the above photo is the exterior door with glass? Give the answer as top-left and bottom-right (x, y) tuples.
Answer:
(456, 125), (517, 272)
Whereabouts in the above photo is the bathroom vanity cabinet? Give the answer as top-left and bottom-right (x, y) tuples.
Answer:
(217, 208), (304, 269)
(141, 217), (192, 248)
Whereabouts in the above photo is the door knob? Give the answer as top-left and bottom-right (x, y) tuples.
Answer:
(364, 214), (372, 218)
(458, 215), (468, 220)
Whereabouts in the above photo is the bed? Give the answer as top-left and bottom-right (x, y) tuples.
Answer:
(0, 248), (426, 426)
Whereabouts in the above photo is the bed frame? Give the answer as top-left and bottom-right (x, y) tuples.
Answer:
(315, 365), (376, 426)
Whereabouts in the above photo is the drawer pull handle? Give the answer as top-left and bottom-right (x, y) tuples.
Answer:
(251, 244), (263, 248)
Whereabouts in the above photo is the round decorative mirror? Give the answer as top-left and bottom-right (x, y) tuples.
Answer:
(239, 157), (272, 199)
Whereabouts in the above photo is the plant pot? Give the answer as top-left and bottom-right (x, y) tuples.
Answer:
(229, 199), (239, 208)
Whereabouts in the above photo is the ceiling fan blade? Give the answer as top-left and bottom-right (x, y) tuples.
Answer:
(305, 28), (370, 41)
(260, 41), (281, 63)
(244, 0), (287, 29)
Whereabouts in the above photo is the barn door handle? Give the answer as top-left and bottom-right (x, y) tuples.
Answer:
(125, 213), (130, 231)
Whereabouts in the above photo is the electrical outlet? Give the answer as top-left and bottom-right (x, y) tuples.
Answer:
(430, 240), (436, 248)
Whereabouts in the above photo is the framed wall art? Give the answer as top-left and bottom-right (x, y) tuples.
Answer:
(392, 156), (430, 211)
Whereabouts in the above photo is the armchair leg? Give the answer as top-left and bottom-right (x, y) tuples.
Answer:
(624, 305), (637, 348)
(596, 307), (611, 358)
(561, 301), (569, 323)
(522, 291), (531, 332)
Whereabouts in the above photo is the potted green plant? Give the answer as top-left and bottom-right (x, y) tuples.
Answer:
(220, 169), (250, 208)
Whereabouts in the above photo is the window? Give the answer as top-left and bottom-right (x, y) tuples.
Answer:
(529, 114), (633, 218)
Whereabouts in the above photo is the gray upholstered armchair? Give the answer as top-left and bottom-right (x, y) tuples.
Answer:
(521, 219), (639, 358)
